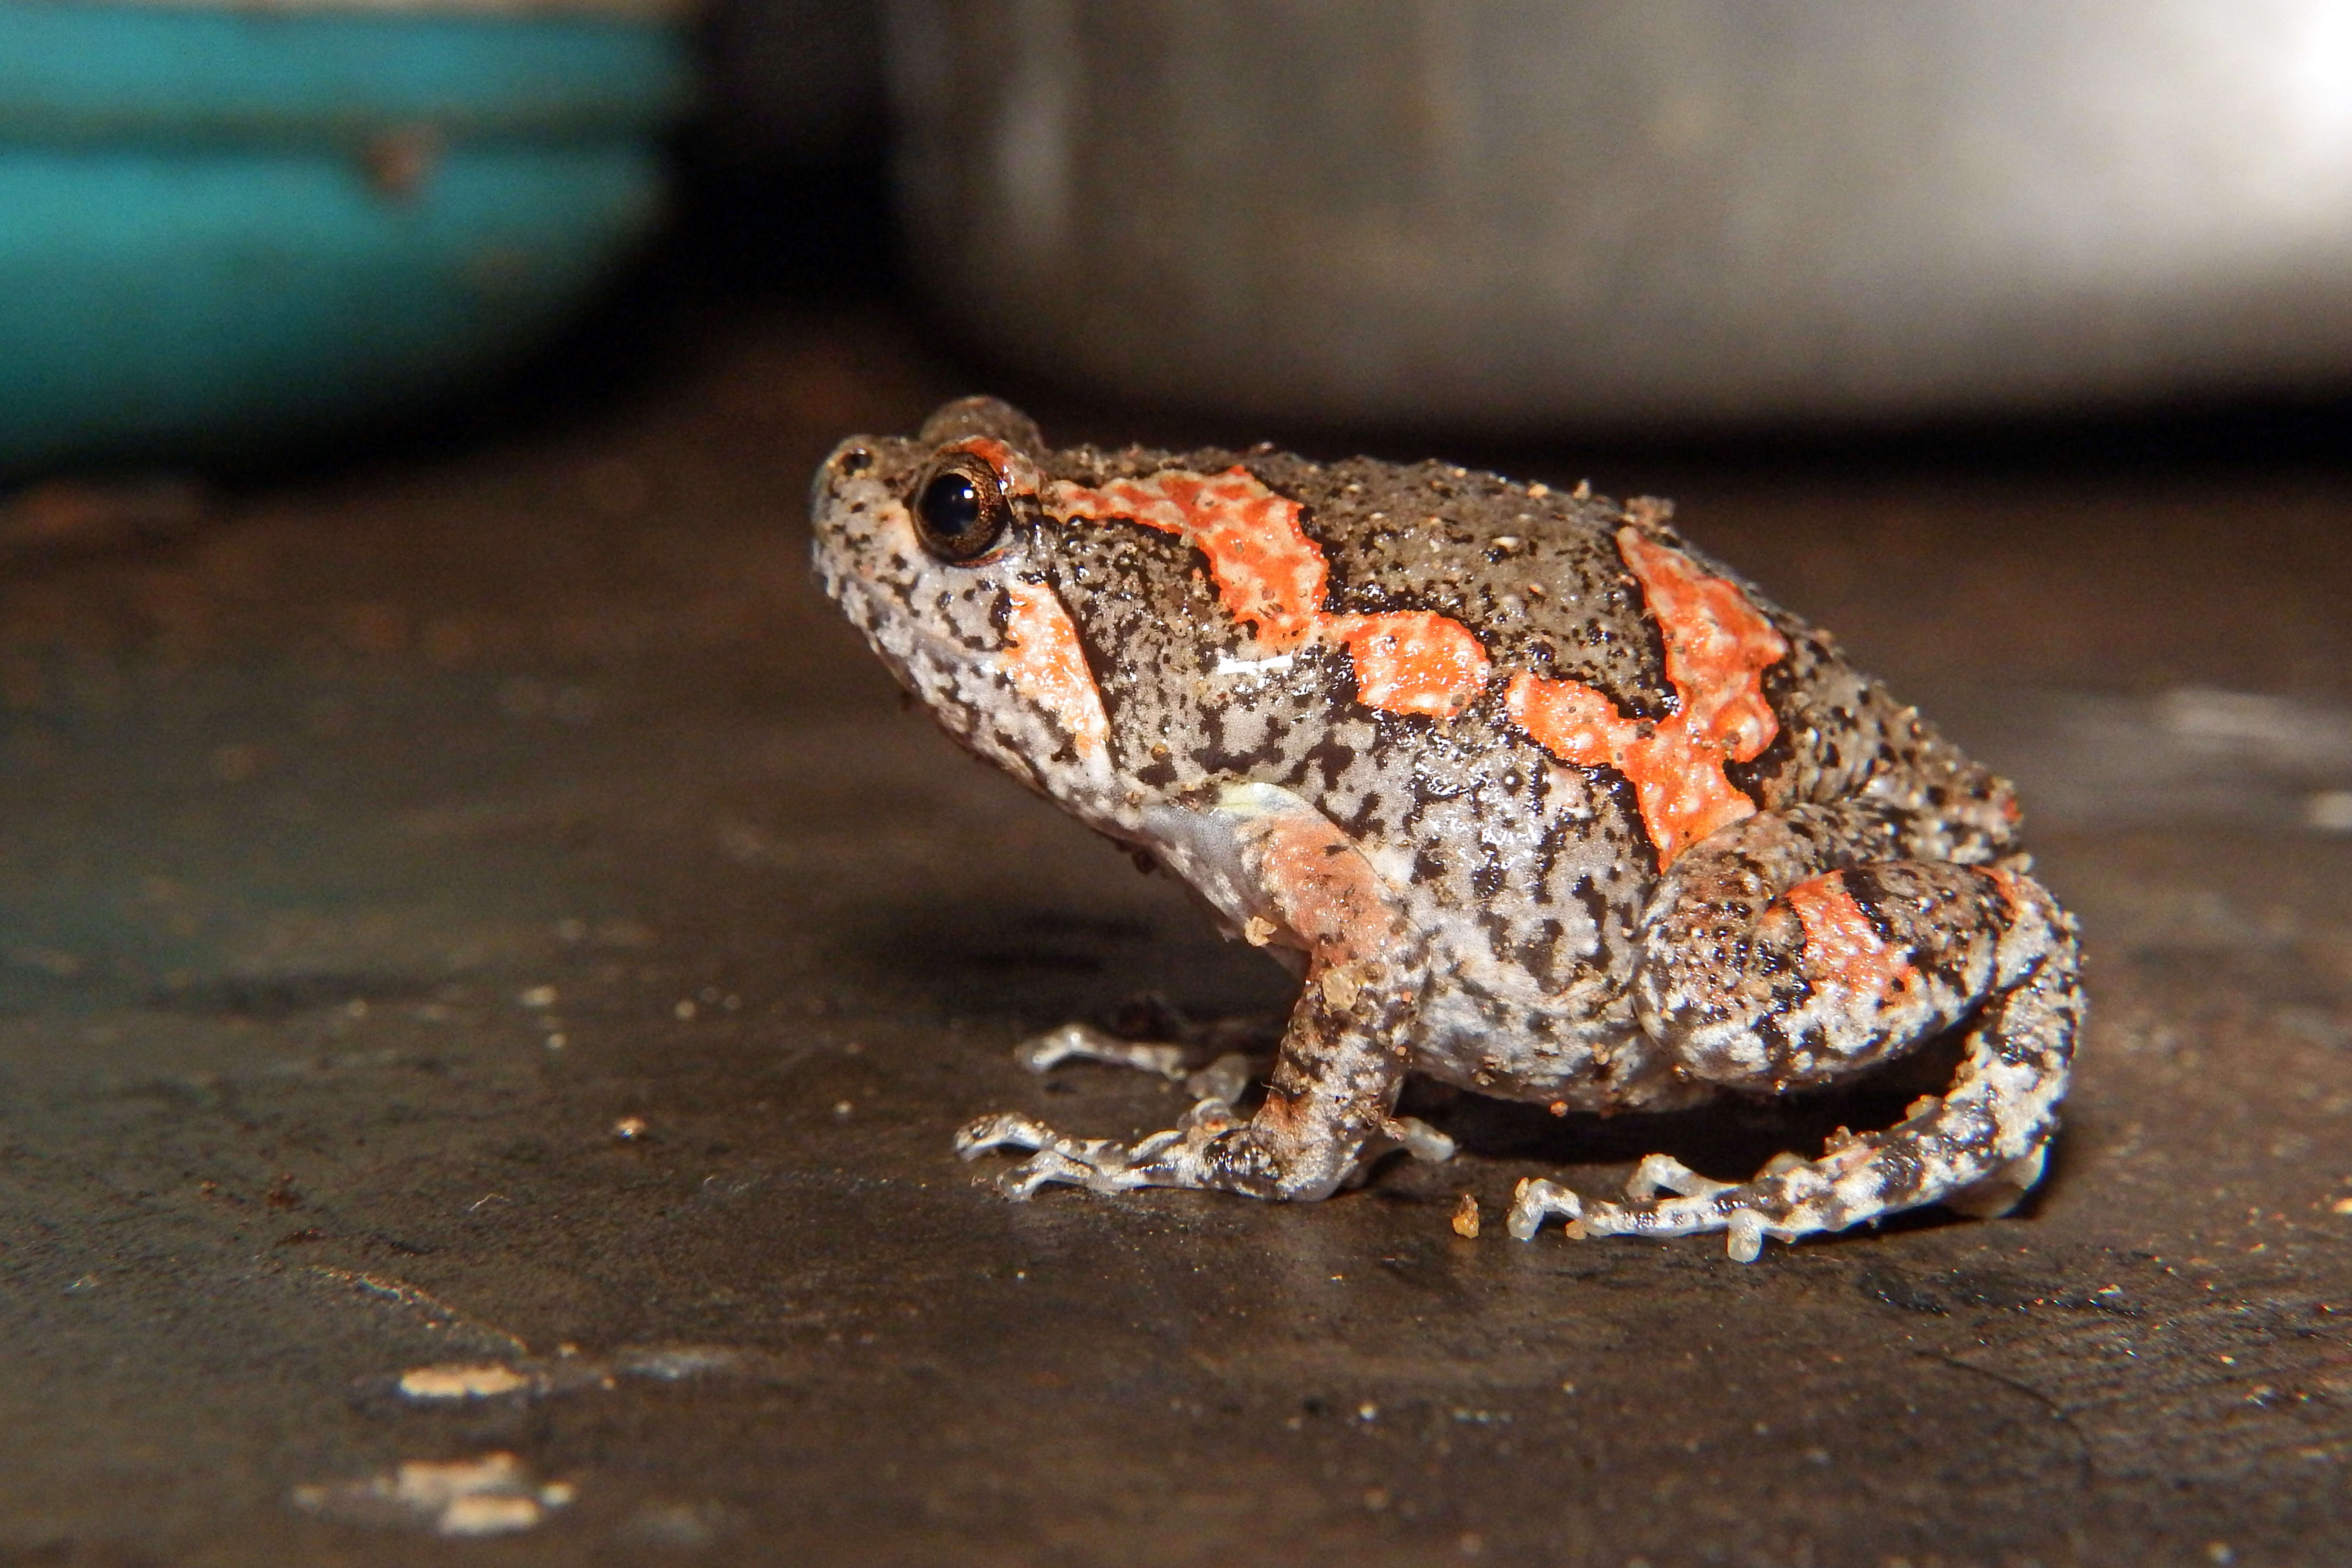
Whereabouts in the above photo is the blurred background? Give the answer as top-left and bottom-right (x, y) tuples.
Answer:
(6, 6), (2352, 1564)
(14, 0), (2352, 476)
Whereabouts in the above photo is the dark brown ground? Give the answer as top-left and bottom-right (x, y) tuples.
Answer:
(1, 299), (2348, 1568)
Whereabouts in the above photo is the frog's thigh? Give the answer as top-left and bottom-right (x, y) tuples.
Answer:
(1519, 808), (2082, 1257)
(960, 784), (1428, 1202)
(1640, 845), (2015, 1090)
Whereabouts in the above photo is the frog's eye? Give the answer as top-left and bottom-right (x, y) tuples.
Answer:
(911, 455), (1010, 564)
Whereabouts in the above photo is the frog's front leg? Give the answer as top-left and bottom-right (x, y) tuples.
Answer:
(957, 784), (1442, 1201)
(1510, 803), (2082, 1261)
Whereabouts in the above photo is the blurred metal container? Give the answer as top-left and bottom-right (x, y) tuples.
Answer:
(888, 1), (2352, 429)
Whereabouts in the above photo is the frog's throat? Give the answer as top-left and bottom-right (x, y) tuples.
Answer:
(1045, 468), (1788, 867)
(833, 571), (1118, 799)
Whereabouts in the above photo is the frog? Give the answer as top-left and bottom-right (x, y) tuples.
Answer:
(808, 396), (2082, 1261)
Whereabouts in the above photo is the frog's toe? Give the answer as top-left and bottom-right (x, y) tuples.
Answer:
(1623, 1152), (1729, 1202)
(996, 1147), (1142, 1199)
(953, 1110), (1056, 1159)
(1013, 1023), (1190, 1081)
(1939, 1146), (2048, 1219)
(956, 1112), (1164, 1197)
(1175, 1097), (1243, 1136)
(1377, 1115), (1456, 1163)
(1505, 1177), (1588, 1241)
(1182, 1052), (1257, 1106)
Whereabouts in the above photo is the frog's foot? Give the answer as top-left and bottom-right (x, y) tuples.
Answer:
(1511, 1101), (2062, 1264)
(1503, 1152), (1757, 1244)
(1507, 1167), (1788, 1261)
(1013, 1024), (1260, 1104)
(1510, 1153), (1797, 1257)
(954, 1098), (1245, 1197)
(1506, 1150), (1812, 1262)
(957, 1101), (1452, 1200)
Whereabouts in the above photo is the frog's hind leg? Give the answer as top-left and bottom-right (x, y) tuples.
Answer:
(1509, 804), (2082, 1261)
(1511, 976), (2075, 1261)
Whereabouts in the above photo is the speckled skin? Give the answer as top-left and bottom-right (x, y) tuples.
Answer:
(809, 398), (2082, 1260)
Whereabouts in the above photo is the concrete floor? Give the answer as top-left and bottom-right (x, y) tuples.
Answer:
(1, 301), (2348, 1567)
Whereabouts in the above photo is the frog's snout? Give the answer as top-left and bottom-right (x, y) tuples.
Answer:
(807, 437), (877, 528)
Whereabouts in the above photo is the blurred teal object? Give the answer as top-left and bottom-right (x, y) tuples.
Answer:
(0, 0), (693, 471)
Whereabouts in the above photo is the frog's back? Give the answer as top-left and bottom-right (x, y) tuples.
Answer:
(1038, 437), (2008, 842)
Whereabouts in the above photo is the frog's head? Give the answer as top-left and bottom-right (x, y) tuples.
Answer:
(810, 397), (1125, 815)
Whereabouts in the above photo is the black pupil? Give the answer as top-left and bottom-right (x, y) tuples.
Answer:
(916, 463), (1007, 561)
(920, 471), (983, 542)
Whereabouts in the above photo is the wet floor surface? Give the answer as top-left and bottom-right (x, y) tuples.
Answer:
(1, 304), (2348, 1567)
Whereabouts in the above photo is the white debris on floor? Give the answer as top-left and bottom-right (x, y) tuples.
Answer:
(291, 1452), (574, 1537)
(395, 1362), (533, 1401)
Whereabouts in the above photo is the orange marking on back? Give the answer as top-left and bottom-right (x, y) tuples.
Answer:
(1505, 527), (1787, 865)
(1782, 872), (1916, 1007)
(1000, 582), (1109, 757)
(1325, 613), (1493, 718)
(1048, 478), (1788, 863)
(1050, 469), (1488, 717)
(1053, 470), (1326, 646)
